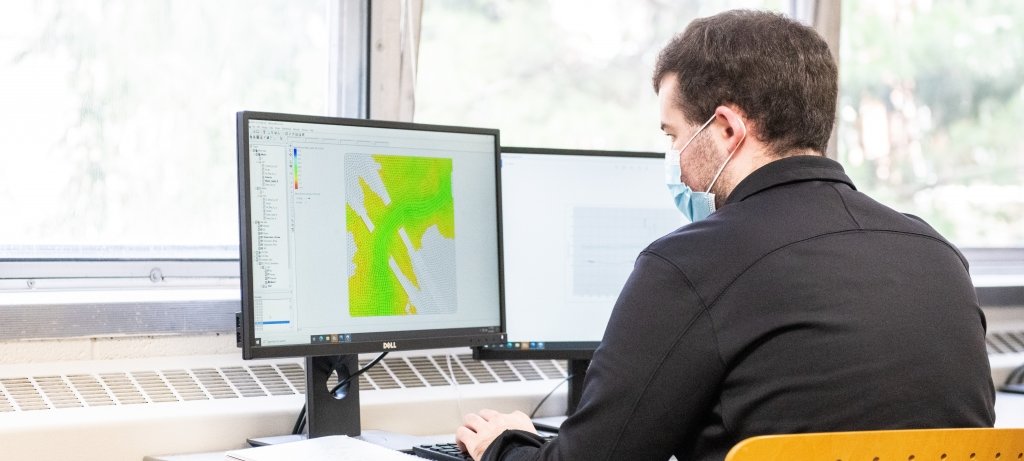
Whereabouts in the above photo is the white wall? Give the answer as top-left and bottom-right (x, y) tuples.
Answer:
(0, 333), (237, 364)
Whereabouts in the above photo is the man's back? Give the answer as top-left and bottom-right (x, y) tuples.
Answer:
(646, 155), (995, 459)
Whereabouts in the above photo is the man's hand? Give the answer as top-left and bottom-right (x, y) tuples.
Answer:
(455, 409), (538, 460)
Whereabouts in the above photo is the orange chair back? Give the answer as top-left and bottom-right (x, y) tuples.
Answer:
(725, 428), (1024, 461)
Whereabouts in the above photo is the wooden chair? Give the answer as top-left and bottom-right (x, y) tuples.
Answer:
(725, 428), (1024, 461)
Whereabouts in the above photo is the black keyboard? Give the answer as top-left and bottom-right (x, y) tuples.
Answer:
(413, 434), (556, 460)
(413, 442), (473, 461)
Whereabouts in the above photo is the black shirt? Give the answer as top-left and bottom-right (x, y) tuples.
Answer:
(483, 155), (995, 461)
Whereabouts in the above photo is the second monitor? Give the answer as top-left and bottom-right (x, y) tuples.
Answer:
(478, 147), (684, 361)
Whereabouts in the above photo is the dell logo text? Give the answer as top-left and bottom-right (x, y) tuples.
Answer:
(383, 341), (397, 350)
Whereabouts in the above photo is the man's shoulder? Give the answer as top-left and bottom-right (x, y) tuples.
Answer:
(642, 185), (968, 290)
(836, 188), (968, 265)
(644, 219), (722, 262)
(642, 211), (761, 279)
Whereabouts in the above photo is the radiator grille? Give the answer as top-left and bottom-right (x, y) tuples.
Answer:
(35, 376), (81, 409)
(1, 378), (47, 411)
(533, 360), (567, 380)
(364, 361), (400, 390)
(133, 371), (179, 403)
(67, 374), (114, 406)
(381, 358), (426, 388)
(0, 357), (566, 412)
(277, 363), (306, 393)
(0, 387), (12, 412)
(987, 330), (1024, 354)
(250, 365), (296, 396)
(191, 368), (235, 399)
(457, 355), (499, 384)
(408, 356), (451, 387)
(434, 355), (474, 385)
(230, 367), (270, 397)
(101, 373), (148, 405)
(162, 369), (208, 401)
(510, 361), (542, 381)
(483, 360), (519, 382)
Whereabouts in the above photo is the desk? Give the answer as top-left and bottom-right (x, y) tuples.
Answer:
(147, 392), (1024, 460)
(995, 390), (1024, 427)
(144, 431), (454, 461)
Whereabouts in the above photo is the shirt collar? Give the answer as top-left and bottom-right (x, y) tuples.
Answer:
(725, 155), (856, 205)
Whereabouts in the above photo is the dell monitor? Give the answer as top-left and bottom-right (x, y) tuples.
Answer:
(236, 111), (505, 437)
(476, 147), (683, 412)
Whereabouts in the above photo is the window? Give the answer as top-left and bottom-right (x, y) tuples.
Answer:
(838, 0), (1024, 247)
(0, 0), (339, 339)
(0, 0), (329, 253)
(416, 0), (788, 152)
(3, 1), (1019, 342)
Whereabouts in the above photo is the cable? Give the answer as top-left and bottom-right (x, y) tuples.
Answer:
(291, 352), (389, 435)
(292, 403), (307, 435)
(329, 352), (389, 396)
(444, 353), (467, 423)
(529, 374), (574, 419)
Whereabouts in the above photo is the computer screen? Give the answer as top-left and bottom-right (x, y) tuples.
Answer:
(477, 147), (684, 359)
(237, 112), (505, 360)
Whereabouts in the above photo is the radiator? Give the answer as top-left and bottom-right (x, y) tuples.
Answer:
(0, 349), (570, 461)
(2, 330), (1022, 461)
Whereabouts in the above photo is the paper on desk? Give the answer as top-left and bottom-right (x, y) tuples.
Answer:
(223, 435), (421, 461)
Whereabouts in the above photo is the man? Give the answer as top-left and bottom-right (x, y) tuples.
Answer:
(456, 10), (995, 461)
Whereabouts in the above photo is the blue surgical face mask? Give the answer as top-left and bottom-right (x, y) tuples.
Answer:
(665, 114), (746, 222)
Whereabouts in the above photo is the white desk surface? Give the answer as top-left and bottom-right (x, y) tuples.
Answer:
(144, 432), (453, 461)
(995, 390), (1024, 427)
(146, 392), (1024, 461)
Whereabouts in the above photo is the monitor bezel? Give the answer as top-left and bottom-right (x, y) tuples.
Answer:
(237, 111), (506, 360)
(476, 145), (665, 361)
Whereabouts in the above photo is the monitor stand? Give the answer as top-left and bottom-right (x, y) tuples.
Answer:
(566, 358), (589, 415)
(306, 355), (361, 437)
(248, 355), (361, 446)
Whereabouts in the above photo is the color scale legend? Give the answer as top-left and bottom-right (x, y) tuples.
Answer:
(292, 148), (299, 190)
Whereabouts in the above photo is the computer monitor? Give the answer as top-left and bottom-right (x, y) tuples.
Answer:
(236, 111), (505, 436)
(475, 147), (683, 412)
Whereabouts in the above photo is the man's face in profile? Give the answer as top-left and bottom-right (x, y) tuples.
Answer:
(658, 73), (721, 193)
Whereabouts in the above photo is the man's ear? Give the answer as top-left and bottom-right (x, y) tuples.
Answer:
(713, 105), (749, 154)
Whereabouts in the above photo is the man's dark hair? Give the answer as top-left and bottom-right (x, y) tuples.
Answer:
(653, 10), (837, 155)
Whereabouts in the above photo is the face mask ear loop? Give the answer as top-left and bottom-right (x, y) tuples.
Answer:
(672, 114), (716, 175)
(705, 117), (747, 193)
(678, 115), (716, 155)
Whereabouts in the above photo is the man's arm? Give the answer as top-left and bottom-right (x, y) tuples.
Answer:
(458, 251), (726, 460)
